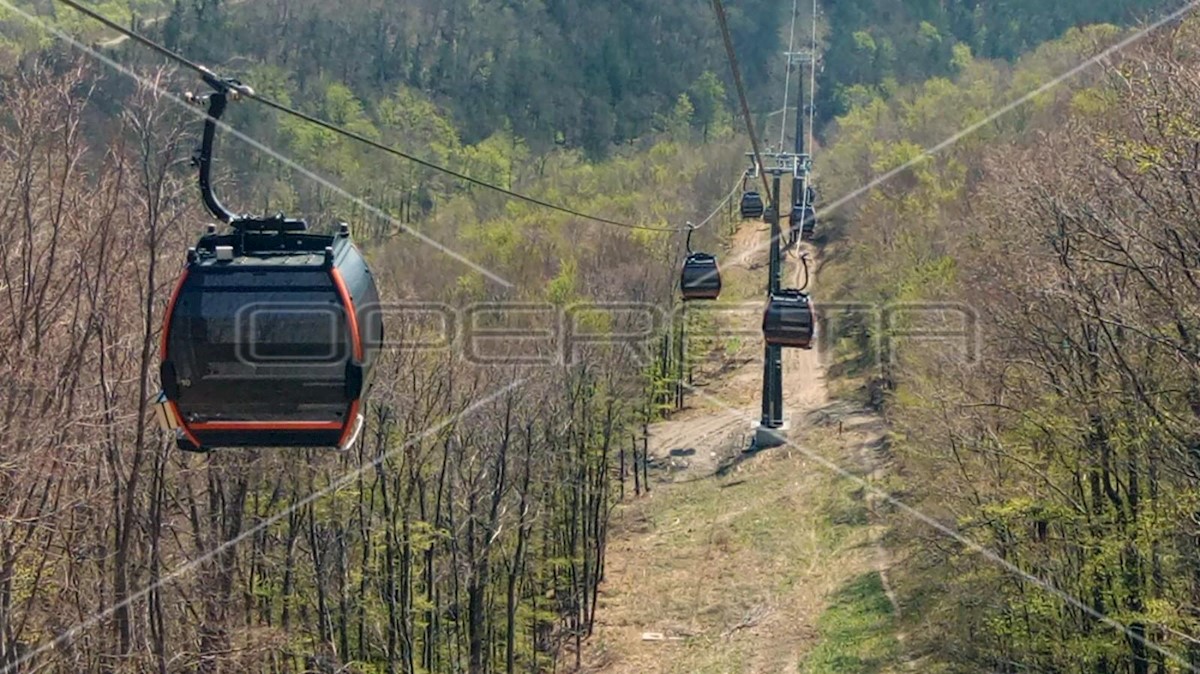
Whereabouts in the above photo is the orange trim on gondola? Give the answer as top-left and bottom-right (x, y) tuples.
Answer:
(160, 269), (190, 360)
(337, 399), (361, 448)
(168, 401), (204, 448)
(189, 420), (345, 431)
(330, 268), (364, 361)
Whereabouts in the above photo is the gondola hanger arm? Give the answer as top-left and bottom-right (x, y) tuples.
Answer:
(189, 74), (307, 232)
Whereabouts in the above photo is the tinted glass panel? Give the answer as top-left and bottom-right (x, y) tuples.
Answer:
(166, 271), (352, 423)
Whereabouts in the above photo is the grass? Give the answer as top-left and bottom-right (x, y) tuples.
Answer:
(586, 429), (897, 674)
(823, 476), (871, 528)
(798, 571), (900, 674)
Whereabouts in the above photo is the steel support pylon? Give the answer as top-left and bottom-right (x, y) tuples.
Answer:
(760, 173), (785, 431)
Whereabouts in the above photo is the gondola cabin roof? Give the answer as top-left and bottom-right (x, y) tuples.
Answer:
(770, 288), (811, 303)
(186, 230), (355, 269)
(191, 230), (345, 253)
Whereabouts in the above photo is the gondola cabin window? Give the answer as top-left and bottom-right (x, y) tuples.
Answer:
(166, 269), (351, 425)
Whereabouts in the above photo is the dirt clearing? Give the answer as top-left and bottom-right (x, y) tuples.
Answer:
(580, 222), (902, 673)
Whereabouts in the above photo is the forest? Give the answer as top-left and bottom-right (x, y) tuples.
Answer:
(0, 59), (749, 674)
(817, 0), (1176, 117)
(0, 0), (778, 156)
(0, 0), (749, 671)
(821, 11), (1200, 674)
(2, 0), (1199, 672)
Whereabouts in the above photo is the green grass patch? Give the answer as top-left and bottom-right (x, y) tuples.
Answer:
(823, 479), (870, 529)
(799, 572), (900, 674)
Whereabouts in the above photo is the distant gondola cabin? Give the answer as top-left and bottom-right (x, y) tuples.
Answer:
(680, 252), (722, 300)
(798, 205), (816, 239)
(762, 289), (815, 349)
(740, 191), (765, 220)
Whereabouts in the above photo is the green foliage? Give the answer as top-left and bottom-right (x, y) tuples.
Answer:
(949, 43), (973, 72)
(545, 257), (576, 305)
(142, 0), (791, 157)
(688, 70), (732, 141)
(818, 0), (1172, 117)
(19, 3), (1191, 673)
(822, 14), (1200, 674)
(800, 573), (899, 674)
(654, 93), (695, 143)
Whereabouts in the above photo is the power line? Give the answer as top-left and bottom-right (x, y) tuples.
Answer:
(55, 0), (681, 233)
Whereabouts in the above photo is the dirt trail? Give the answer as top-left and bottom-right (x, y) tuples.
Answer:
(639, 229), (827, 483)
(579, 220), (895, 673)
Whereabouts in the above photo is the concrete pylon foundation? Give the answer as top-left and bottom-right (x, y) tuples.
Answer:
(752, 418), (790, 449)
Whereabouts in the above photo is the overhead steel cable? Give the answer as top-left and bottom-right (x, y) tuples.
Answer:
(807, 0), (818, 160)
(778, 0), (800, 151)
(692, 177), (743, 231)
(710, 0), (773, 206)
(240, 95), (684, 232)
(54, 0), (682, 232)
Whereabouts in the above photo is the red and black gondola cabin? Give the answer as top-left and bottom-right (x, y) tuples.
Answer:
(158, 74), (381, 452)
(160, 227), (381, 451)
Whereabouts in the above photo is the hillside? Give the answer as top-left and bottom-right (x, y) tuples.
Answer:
(1, 0), (787, 157)
(816, 0), (1174, 117)
(817, 12), (1200, 673)
(581, 6), (1200, 674)
(579, 215), (903, 674)
(1, 1), (1198, 673)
